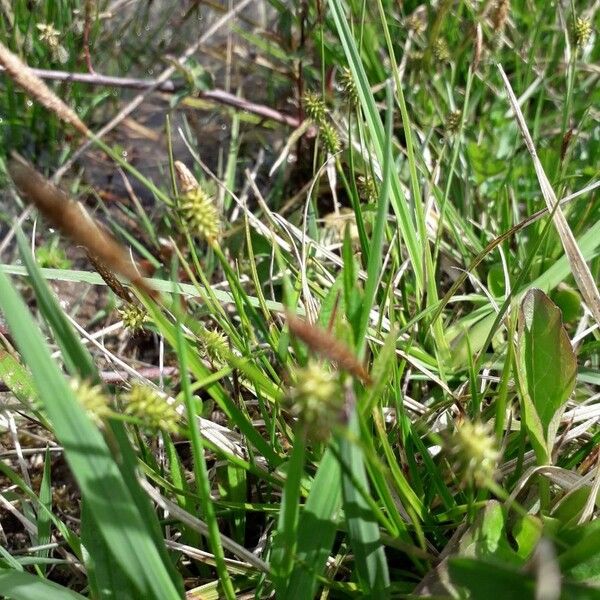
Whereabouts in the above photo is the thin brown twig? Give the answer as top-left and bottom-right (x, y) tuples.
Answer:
(0, 65), (183, 90)
(0, 65), (300, 128)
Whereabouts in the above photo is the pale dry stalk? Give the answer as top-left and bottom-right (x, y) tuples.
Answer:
(0, 40), (90, 136)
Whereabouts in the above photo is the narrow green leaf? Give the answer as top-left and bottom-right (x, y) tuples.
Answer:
(16, 231), (185, 596)
(356, 81), (393, 359)
(449, 558), (535, 599)
(285, 448), (342, 600)
(81, 500), (138, 600)
(36, 448), (52, 572)
(0, 269), (181, 598)
(364, 324), (399, 414)
(0, 351), (39, 408)
(270, 430), (306, 596)
(339, 407), (390, 597)
(327, 0), (423, 292)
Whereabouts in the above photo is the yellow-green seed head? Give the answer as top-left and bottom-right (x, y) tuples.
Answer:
(574, 17), (592, 48)
(433, 39), (450, 63)
(304, 91), (327, 125)
(180, 187), (220, 243)
(320, 121), (341, 154)
(287, 361), (342, 441)
(357, 175), (378, 203)
(450, 420), (499, 485)
(119, 304), (148, 332)
(406, 12), (426, 35)
(71, 379), (111, 423)
(339, 68), (358, 106)
(445, 109), (462, 135)
(200, 328), (228, 362)
(123, 383), (180, 433)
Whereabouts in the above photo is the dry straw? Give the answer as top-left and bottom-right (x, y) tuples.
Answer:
(498, 64), (600, 327)
(174, 161), (199, 194)
(491, 0), (510, 33)
(0, 40), (90, 136)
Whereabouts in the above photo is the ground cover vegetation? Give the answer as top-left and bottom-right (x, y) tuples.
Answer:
(0, 0), (599, 598)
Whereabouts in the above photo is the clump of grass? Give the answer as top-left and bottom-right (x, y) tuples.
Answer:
(1, 1), (600, 599)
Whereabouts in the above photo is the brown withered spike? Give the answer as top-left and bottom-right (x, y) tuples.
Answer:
(85, 251), (135, 304)
(286, 312), (372, 385)
(8, 154), (157, 300)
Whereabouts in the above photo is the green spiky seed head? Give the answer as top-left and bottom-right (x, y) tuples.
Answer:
(180, 187), (220, 244)
(339, 68), (358, 106)
(574, 17), (592, 48)
(320, 121), (341, 154)
(71, 379), (111, 423)
(433, 39), (450, 62)
(119, 304), (148, 332)
(357, 175), (377, 203)
(287, 361), (342, 441)
(446, 109), (462, 135)
(201, 328), (228, 362)
(304, 91), (327, 125)
(450, 420), (499, 485)
(123, 383), (180, 433)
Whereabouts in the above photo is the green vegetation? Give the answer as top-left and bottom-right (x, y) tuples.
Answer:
(0, 0), (599, 598)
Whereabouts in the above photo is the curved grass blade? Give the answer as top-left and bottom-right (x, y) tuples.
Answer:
(0, 272), (182, 598)
(498, 65), (600, 327)
(339, 402), (390, 597)
(16, 230), (185, 595)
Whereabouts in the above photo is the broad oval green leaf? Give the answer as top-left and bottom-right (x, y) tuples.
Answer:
(518, 289), (577, 459)
(0, 569), (87, 600)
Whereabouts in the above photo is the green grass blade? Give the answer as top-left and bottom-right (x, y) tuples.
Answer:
(174, 299), (236, 600)
(35, 448), (52, 573)
(284, 447), (342, 599)
(0, 569), (87, 600)
(327, 0), (423, 292)
(339, 405), (390, 597)
(0, 272), (182, 598)
(270, 429), (306, 596)
(356, 81), (392, 359)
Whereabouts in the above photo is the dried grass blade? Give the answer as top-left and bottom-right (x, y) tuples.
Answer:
(498, 64), (600, 326)
(174, 161), (199, 194)
(0, 41), (89, 136)
(8, 156), (155, 299)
